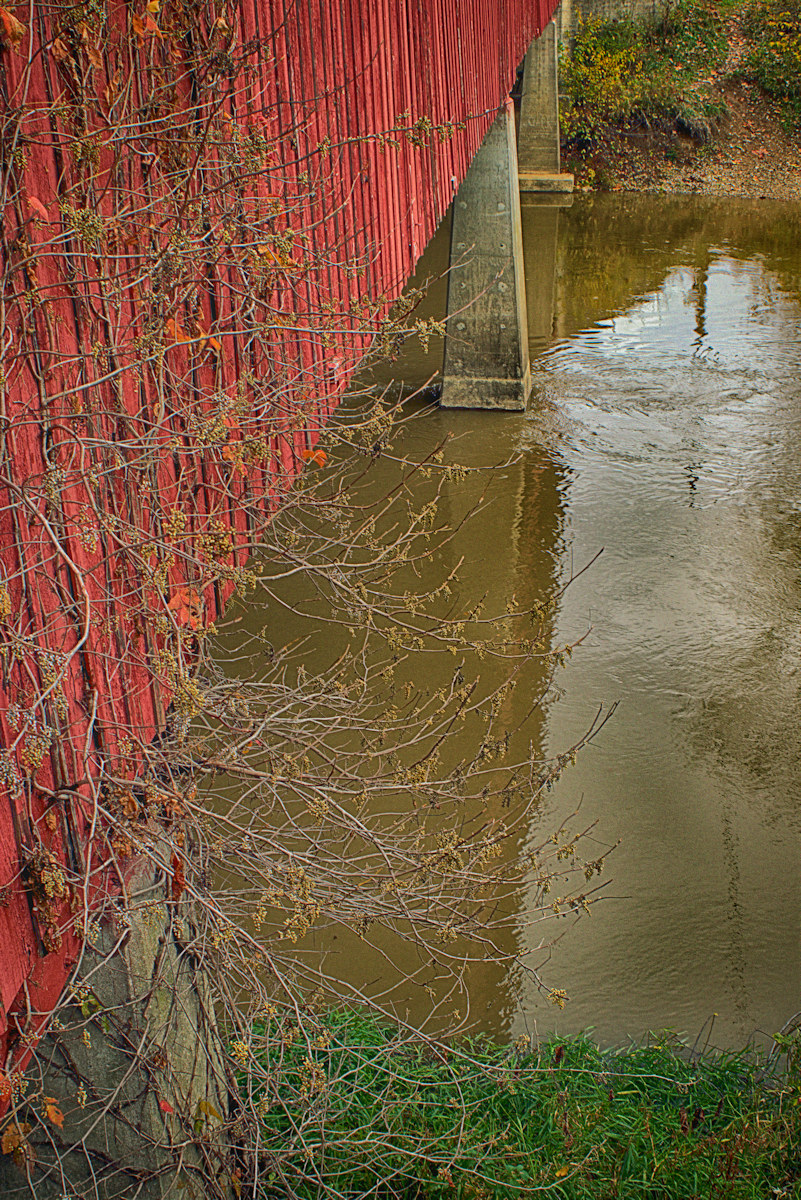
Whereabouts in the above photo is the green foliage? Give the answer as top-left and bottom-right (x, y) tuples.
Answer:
(560, 2), (729, 145)
(741, 0), (801, 127)
(245, 1009), (801, 1198)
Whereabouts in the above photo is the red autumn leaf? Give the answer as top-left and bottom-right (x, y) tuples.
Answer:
(170, 852), (185, 903)
(158, 1098), (175, 1114)
(0, 7), (26, 49)
(144, 12), (162, 38)
(28, 196), (49, 222)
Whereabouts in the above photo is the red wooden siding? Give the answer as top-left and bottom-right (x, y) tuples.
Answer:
(0, 0), (559, 1082)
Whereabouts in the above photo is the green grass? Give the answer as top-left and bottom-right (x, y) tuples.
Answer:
(244, 1009), (801, 1198)
(560, 1), (729, 146)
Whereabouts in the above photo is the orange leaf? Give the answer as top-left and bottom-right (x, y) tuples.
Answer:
(167, 587), (200, 628)
(43, 1099), (64, 1128)
(85, 41), (102, 70)
(28, 196), (49, 222)
(1, 1122), (29, 1154)
(50, 35), (69, 61)
(1, 1129), (19, 1156)
(0, 7), (26, 49)
(555, 1167), (569, 1179)
(301, 447), (327, 467)
(166, 317), (189, 344)
(144, 12), (162, 38)
(170, 852), (185, 903)
(131, 11), (145, 35)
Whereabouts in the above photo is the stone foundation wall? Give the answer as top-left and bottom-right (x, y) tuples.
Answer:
(557, 0), (664, 39)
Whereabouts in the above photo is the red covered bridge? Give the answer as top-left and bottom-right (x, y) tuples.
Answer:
(0, 0), (558, 1086)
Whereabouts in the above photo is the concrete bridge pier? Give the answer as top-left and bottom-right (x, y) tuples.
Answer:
(441, 100), (531, 411)
(518, 20), (574, 194)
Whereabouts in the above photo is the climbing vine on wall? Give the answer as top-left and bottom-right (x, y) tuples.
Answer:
(0, 0), (608, 1195)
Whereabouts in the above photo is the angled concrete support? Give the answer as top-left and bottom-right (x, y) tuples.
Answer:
(518, 22), (574, 194)
(441, 100), (530, 411)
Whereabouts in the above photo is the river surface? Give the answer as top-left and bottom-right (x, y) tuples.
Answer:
(242, 195), (801, 1049)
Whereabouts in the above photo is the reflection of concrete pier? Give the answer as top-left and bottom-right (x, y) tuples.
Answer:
(522, 198), (566, 360)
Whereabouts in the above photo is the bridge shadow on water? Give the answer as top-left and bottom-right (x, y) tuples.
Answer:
(223, 192), (801, 1050)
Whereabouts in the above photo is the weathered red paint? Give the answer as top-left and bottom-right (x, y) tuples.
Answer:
(0, 0), (559, 1083)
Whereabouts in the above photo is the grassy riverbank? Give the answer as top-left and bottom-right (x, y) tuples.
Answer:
(244, 1009), (801, 1198)
(560, 0), (801, 198)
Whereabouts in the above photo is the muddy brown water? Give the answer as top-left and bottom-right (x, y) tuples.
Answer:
(231, 194), (801, 1048)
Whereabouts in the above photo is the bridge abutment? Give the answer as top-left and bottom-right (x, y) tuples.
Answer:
(441, 101), (531, 411)
(0, 857), (232, 1200)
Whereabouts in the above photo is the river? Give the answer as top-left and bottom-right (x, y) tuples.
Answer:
(232, 193), (801, 1050)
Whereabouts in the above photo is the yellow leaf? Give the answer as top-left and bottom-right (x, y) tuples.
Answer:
(555, 1166), (569, 1178)
(147, 0), (159, 10)
(197, 1098), (223, 1122)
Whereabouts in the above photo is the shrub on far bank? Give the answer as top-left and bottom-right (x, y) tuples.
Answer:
(741, 0), (801, 127)
(559, 1), (728, 147)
